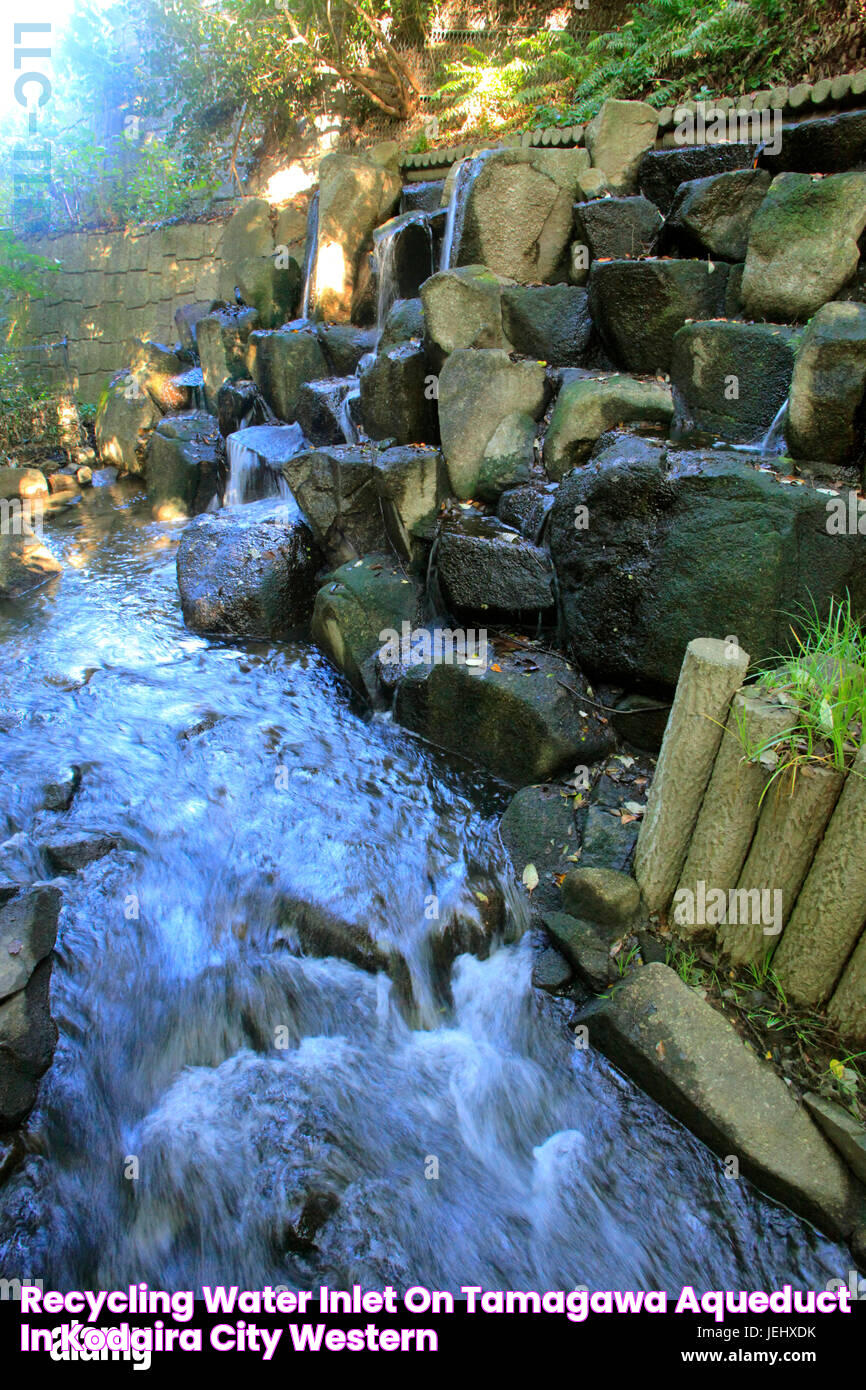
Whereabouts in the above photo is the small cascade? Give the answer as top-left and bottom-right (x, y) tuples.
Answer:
(224, 424), (306, 506)
(300, 189), (320, 320)
(723, 397), (789, 456)
(439, 149), (496, 272)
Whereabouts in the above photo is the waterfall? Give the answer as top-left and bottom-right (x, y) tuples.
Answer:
(224, 424), (306, 506)
(300, 189), (320, 321)
(439, 150), (495, 272)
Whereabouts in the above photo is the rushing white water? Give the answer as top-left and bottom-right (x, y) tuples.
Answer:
(439, 150), (496, 272)
(300, 189), (320, 321)
(224, 424), (306, 506)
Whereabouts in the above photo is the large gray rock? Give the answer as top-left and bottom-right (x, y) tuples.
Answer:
(786, 301), (866, 465)
(311, 554), (423, 701)
(0, 886), (61, 1003)
(197, 305), (259, 412)
(588, 963), (859, 1239)
(741, 172), (866, 321)
(573, 195), (663, 263)
(499, 285), (593, 366)
(667, 168), (772, 261)
(395, 646), (614, 785)
(247, 326), (329, 422)
(458, 147), (591, 282)
(671, 320), (796, 444)
(282, 445), (388, 564)
(95, 376), (161, 475)
(638, 144), (758, 214)
(585, 99), (659, 195)
(0, 957), (57, 1128)
(543, 373), (673, 477)
(588, 258), (729, 373)
(176, 498), (320, 638)
(145, 412), (225, 518)
(548, 435), (866, 688)
(359, 342), (438, 445)
(371, 444), (446, 563)
(313, 151), (401, 320)
(437, 349), (548, 500)
(437, 516), (555, 614)
(420, 265), (515, 358)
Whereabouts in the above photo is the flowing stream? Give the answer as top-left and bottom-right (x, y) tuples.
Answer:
(0, 481), (846, 1294)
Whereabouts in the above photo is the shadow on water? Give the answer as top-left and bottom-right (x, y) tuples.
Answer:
(0, 484), (848, 1293)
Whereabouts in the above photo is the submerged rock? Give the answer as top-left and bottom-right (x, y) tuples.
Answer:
(176, 498), (320, 638)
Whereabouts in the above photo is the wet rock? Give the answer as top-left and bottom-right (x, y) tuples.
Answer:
(359, 342), (438, 445)
(759, 111), (866, 176)
(371, 444), (446, 563)
(804, 1093), (866, 1185)
(42, 766), (82, 812)
(548, 436), (866, 688)
(247, 325), (329, 422)
(0, 524), (61, 600)
(197, 304), (260, 412)
(437, 349), (548, 500)
(295, 378), (356, 446)
(638, 144), (758, 215)
(666, 169), (772, 261)
(314, 151), (401, 320)
(588, 259), (730, 373)
(786, 302), (866, 466)
(311, 555), (423, 701)
(585, 99), (659, 195)
(45, 834), (118, 873)
(420, 265), (515, 359)
(0, 885), (61, 1002)
(380, 296), (425, 350)
(458, 147), (591, 282)
(588, 962), (859, 1240)
(176, 498), (320, 638)
(531, 945), (573, 993)
(573, 195), (663, 262)
(670, 320), (796, 444)
(543, 373), (673, 477)
(437, 516), (555, 615)
(95, 376), (161, 475)
(318, 323), (378, 376)
(0, 957), (57, 1128)
(500, 783), (579, 911)
(145, 411), (226, 518)
(395, 648), (614, 786)
(560, 866), (640, 931)
(282, 445), (388, 565)
(542, 911), (610, 991)
(741, 172), (866, 322)
(499, 285), (593, 366)
(129, 339), (190, 414)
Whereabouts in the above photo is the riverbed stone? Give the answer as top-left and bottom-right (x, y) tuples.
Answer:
(585, 99), (659, 195)
(95, 376), (161, 475)
(573, 195), (663, 262)
(176, 498), (320, 638)
(197, 305), (260, 412)
(543, 373), (674, 477)
(666, 168), (772, 261)
(786, 302), (866, 466)
(547, 436), (866, 688)
(282, 445), (388, 565)
(359, 342), (438, 445)
(670, 320), (797, 444)
(588, 258), (730, 373)
(420, 265), (515, 359)
(741, 172), (866, 322)
(499, 285), (593, 366)
(0, 886), (61, 1003)
(436, 516), (555, 615)
(247, 325), (329, 422)
(311, 555), (423, 701)
(458, 147), (591, 282)
(395, 648), (614, 786)
(437, 349), (548, 500)
(587, 962), (859, 1239)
